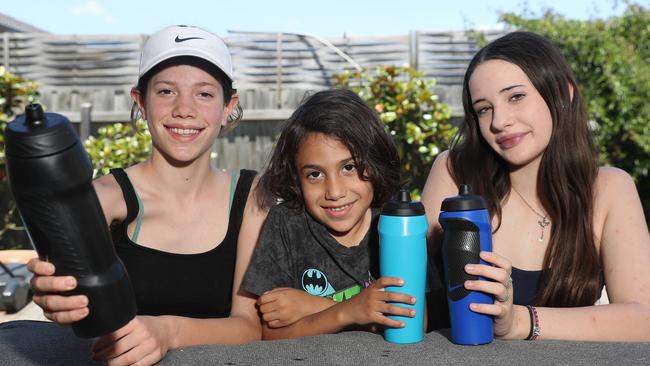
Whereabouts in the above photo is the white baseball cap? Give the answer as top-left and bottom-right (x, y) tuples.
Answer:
(139, 25), (233, 81)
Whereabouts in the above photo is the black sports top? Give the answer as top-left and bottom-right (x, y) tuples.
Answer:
(109, 168), (256, 318)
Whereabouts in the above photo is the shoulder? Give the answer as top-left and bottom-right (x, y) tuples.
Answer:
(265, 202), (304, 224)
(593, 166), (643, 233)
(421, 151), (459, 229)
(426, 150), (456, 185)
(93, 171), (127, 224)
(596, 166), (635, 184)
(239, 172), (268, 234)
(594, 166), (638, 203)
(93, 170), (120, 193)
(256, 203), (309, 244)
(240, 171), (263, 212)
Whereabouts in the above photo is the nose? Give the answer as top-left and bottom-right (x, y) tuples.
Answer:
(490, 105), (513, 132)
(324, 175), (346, 201)
(171, 93), (196, 119)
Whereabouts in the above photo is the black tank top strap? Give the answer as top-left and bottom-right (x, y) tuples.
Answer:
(109, 168), (140, 224)
(226, 169), (257, 232)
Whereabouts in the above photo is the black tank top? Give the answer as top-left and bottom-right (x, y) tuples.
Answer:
(511, 266), (605, 305)
(109, 168), (256, 318)
(512, 267), (540, 305)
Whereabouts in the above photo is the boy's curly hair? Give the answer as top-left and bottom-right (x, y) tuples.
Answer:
(258, 88), (401, 209)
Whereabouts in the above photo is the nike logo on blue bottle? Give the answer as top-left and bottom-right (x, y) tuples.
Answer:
(174, 36), (204, 43)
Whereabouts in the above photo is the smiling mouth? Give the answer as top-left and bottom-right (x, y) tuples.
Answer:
(168, 127), (201, 136)
(497, 133), (526, 149)
(327, 204), (351, 212)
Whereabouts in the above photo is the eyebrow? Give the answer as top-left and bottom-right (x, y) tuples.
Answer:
(299, 156), (355, 171)
(152, 80), (219, 88)
(472, 84), (526, 106)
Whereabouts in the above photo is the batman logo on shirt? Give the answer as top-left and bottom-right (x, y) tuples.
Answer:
(301, 268), (335, 296)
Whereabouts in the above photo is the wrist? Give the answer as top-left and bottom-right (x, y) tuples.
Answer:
(505, 305), (531, 340)
(159, 315), (180, 349)
(333, 301), (353, 327)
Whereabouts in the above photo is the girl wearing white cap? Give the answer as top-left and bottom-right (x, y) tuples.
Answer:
(28, 25), (265, 364)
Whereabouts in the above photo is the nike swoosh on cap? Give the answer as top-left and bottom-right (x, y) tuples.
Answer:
(174, 35), (205, 43)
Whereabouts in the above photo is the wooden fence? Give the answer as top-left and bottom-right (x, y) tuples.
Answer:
(1, 30), (505, 170)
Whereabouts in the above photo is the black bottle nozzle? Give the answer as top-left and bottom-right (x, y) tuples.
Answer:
(24, 103), (45, 127)
(381, 188), (424, 216)
(459, 184), (472, 196)
(441, 184), (487, 212)
(399, 188), (411, 202)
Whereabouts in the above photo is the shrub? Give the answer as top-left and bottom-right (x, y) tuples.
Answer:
(334, 65), (456, 197)
(0, 67), (40, 177)
(83, 120), (151, 178)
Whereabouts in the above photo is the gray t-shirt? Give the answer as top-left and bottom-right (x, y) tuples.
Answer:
(242, 203), (379, 302)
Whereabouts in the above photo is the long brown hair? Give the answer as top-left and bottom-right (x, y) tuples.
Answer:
(449, 31), (601, 307)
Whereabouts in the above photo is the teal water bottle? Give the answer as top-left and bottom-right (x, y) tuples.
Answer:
(379, 189), (428, 344)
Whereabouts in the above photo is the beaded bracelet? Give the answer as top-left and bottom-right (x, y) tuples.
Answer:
(525, 305), (541, 340)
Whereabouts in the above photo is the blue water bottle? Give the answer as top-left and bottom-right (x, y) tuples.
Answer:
(439, 184), (493, 345)
(379, 189), (428, 344)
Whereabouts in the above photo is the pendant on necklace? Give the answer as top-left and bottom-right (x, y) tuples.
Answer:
(537, 216), (550, 242)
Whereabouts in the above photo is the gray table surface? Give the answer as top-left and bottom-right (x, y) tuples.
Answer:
(1, 320), (648, 365)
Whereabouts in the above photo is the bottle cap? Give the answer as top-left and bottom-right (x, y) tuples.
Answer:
(5, 103), (78, 158)
(381, 188), (425, 216)
(440, 184), (487, 212)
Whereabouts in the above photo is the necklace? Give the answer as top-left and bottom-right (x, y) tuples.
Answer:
(511, 186), (551, 242)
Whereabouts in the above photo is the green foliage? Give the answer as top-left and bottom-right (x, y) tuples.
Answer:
(334, 65), (456, 197)
(0, 67), (40, 176)
(499, 2), (650, 219)
(83, 120), (151, 178)
(0, 67), (39, 247)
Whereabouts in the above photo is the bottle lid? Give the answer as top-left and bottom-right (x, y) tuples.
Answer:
(381, 189), (425, 216)
(5, 103), (78, 158)
(440, 184), (487, 212)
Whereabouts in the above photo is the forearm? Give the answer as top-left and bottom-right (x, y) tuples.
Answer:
(509, 303), (650, 341)
(163, 314), (262, 349)
(262, 302), (350, 340)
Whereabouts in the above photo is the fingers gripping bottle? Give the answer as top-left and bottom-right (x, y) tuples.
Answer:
(4, 104), (137, 338)
(379, 189), (428, 344)
(439, 184), (493, 345)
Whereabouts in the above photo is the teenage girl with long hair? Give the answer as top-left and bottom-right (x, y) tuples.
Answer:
(422, 31), (650, 341)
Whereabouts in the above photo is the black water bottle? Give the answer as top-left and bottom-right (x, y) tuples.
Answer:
(4, 104), (137, 338)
